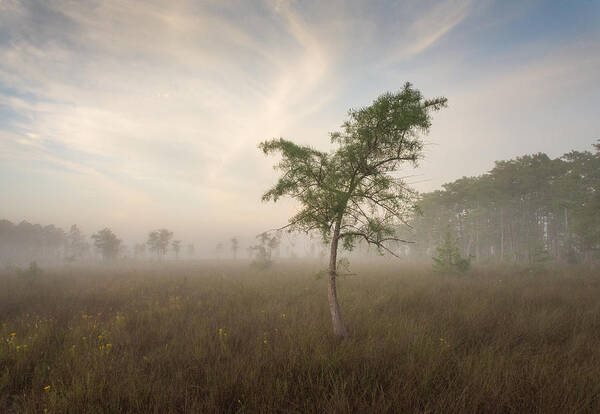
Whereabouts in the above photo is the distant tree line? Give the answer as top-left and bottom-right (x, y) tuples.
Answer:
(0, 222), (196, 264)
(409, 142), (600, 266)
(0, 220), (70, 264)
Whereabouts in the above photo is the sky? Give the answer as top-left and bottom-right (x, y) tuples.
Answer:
(0, 0), (599, 250)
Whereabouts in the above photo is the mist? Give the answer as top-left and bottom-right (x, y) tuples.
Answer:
(1, 1), (599, 412)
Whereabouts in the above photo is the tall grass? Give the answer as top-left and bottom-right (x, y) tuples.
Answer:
(1, 261), (600, 413)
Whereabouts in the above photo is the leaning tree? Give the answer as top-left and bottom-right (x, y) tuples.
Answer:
(259, 83), (447, 338)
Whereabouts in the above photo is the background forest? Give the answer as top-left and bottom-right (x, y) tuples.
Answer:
(2, 142), (598, 268)
(409, 142), (600, 266)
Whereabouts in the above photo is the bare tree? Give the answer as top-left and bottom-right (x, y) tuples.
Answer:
(230, 237), (239, 259)
(172, 240), (181, 259)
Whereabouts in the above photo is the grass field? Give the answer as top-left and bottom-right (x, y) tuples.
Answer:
(1, 261), (600, 413)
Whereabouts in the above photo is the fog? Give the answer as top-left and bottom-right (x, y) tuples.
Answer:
(2, 139), (599, 266)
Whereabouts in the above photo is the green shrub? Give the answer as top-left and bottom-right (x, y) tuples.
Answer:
(432, 230), (471, 275)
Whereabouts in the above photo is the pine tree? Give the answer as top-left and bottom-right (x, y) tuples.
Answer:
(432, 229), (471, 275)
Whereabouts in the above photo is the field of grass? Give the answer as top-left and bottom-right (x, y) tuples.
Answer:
(1, 260), (600, 413)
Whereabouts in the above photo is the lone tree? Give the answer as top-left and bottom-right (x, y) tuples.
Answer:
(230, 237), (239, 259)
(187, 243), (195, 257)
(172, 240), (181, 259)
(250, 232), (280, 269)
(91, 228), (121, 261)
(67, 224), (89, 262)
(134, 243), (146, 258)
(260, 83), (447, 338)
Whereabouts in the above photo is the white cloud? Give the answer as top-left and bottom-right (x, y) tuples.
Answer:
(1, 0), (597, 248)
(398, 0), (475, 58)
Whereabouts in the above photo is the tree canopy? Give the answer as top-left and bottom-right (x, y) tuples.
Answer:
(91, 228), (121, 261)
(147, 229), (173, 258)
(410, 141), (600, 266)
(260, 83), (447, 255)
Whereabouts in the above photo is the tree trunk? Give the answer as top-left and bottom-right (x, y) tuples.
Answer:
(328, 218), (347, 339)
(500, 207), (505, 262)
(466, 229), (473, 258)
(475, 201), (481, 263)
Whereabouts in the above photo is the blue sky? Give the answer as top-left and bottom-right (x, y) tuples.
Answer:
(0, 0), (599, 249)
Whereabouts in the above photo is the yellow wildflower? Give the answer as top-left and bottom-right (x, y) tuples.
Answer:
(9, 332), (16, 337)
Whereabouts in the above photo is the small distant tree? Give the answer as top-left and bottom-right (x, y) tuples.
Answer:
(67, 224), (89, 262)
(147, 229), (173, 259)
(172, 240), (181, 259)
(269, 233), (280, 258)
(260, 83), (447, 337)
(134, 243), (146, 258)
(432, 229), (471, 275)
(287, 238), (297, 259)
(91, 228), (121, 261)
(250, 232), (280, 269)
(187, 243), (195, 257)
(529, 242), (552, 271)
(119, 243), (130, 259)
(231, 237), (239, 259)
(216, 242), (224, 259)
(17, 261), (42, 278)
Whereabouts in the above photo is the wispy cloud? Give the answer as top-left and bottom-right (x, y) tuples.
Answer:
(396, 0), (475, 58)
(0, 0), (598, 245)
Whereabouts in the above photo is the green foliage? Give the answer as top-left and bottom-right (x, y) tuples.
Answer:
(432, 229), (471, 275)
(260, 83), (447, 255)
(412, 142), (600, 266)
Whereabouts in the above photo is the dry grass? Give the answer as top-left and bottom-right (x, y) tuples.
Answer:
(1, 260), (600, 413)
